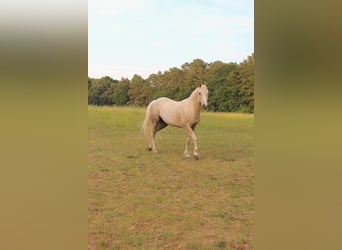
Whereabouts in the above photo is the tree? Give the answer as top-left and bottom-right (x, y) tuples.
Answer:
(128, 74), (151, 106)
(231, 53), (254, 112)
(87, 55), (254, 113)
(112, 82), (130, 106)
(88, 76), (117, 105)
(160, 67), (187, 100)
(182, 59), (208, 91)
(206, 62), (238, 111)
(88, 77), (92, 90)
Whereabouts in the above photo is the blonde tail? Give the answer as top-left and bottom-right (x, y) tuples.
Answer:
(142, 103), (152, 138)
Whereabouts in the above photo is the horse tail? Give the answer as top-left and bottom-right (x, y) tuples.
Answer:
(142, 102), (153, 138)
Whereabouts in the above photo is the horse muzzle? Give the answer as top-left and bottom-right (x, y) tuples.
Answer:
(202, 104), (207, 109)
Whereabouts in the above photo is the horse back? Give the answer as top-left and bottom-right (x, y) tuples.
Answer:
(152, 97), (192, 127)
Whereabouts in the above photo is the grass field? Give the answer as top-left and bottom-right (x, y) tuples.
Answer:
(88, 106), (254, 249)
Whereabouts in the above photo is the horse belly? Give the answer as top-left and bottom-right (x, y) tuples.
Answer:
(159, 106), (183, 127)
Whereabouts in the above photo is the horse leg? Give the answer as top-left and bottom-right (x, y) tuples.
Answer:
(150, 127), (158, 153)
(191, 124), (199, 160)
(149, 119), (168, 153)
(183, 135), (191, 158)
(184, 124), (199, 160)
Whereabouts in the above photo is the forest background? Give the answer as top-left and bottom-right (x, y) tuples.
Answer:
(88, 53), (254, 113)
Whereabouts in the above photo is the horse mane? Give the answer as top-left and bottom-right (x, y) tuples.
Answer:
(189, 86), (200, 99)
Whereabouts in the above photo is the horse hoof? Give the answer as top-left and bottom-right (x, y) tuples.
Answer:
(194, 155), (199, 160)
(147, 146), (152, 151)
(184, 153), (191, 158)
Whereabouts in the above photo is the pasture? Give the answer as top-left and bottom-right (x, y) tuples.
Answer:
(88, 106), (254, 249)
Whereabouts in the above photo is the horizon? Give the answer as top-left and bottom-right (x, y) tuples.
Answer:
(88, 54), (253, 80)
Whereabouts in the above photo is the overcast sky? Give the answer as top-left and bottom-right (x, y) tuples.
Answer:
(88, 0), (254, 80)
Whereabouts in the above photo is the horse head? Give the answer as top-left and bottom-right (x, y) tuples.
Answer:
(198, 84), (209, 109)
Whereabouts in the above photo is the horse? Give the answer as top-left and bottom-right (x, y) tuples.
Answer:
(142, 84), (209, 160)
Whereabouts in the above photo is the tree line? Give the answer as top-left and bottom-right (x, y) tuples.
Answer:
(88, 53), (254, 113)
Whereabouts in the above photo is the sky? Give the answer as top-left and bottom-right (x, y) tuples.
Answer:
(88, 0), (254, 80)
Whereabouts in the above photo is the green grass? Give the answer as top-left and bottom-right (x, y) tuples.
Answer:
(88, 106), (254, 249)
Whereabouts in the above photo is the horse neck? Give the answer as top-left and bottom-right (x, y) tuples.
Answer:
(189, 88), (201, 118)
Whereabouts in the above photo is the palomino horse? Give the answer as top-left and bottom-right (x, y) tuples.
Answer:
(142, 84), (209, 160)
